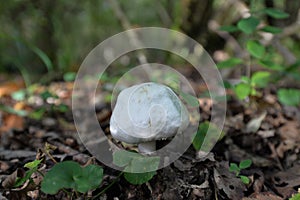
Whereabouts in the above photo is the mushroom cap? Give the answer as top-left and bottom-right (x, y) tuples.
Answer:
(110, 82), (189, 144)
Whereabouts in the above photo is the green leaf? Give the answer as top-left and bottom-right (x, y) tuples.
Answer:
(278, 89), (300, 106)
(229, 163), (240, 173)
(239, 159), (252, 169)
(217, 58), (243, 69)
(124, 171), (156, 185)
(192, 121), (223, 151)
(11, 90), (26, 101)
(289, 193), (300, 200)
(237, 17), (260, 34)
(240, 175), (250, 184)
(259, 60), (284, 71)
(40, 91), (57, 100)
(29, 108), (46, 120)
(24, 160), (42, 169)
(128, 156), (160, 173)
(251, 71), (271, 88)
(246, 40), (265, 59)
(28, 44), (54, 72)
(113, 150), (142, 167)
(219, 25), (239, 33)
(63, 72), (76, 82)
(264, 8), (290, 19)
(234, 83), (251, 100)
(75, 165), (103, 193)
(180, 92), (199, 107)
(0, 104), (27, 117)
(193, 122), (209, 151)
(41, 161), (103, 194)
(260, 26), (282, 34)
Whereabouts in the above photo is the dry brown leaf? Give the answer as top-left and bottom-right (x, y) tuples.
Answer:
(279, 121), (300, 142)
(0, 80), (24, 97)
(2, 168), (25, 189)
(242, 192), (283, 200)
(0, 114), (24, 133)
(245, 112), (267, 133)
(214, 161), (245, 200)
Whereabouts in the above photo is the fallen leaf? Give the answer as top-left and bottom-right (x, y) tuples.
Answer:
(0, 80), (25, 97)
(0, 114), (24, 133)
(245, 112), (267, 133)
(279, 121), (300, 142)
(257, 130), (275, 138)
(214, 161), (245, 200)
(242, 192), (282, 200)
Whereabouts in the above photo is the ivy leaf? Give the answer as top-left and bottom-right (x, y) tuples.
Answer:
(234, 83), (251, 100)
(246, 40), (265, 59)
(237, 17), (260, 34)
(278, 89), (300, 106)
(113, 150), (142, 167)
(41, 161), (103, 194)
(239, 159), (252, 169)
(264, 8), (290, 19)
(124, 171), (156, 185)
(217, 58), (243, 69)
(75, 165), (103, 193)
(260, 26), (282, 34)
(219, 25), (239, 33)
(251, 71), (271, 88)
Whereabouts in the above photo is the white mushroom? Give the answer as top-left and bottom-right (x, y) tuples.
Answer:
(110, 82), (189, 154)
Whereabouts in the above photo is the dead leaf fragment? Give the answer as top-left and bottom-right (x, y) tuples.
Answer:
(245, 112), (267, 133)
(242, 192), (282, 200)
(214, 161), (245, 200)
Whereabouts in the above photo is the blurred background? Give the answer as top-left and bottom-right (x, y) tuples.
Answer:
(0, 0), (299, 86)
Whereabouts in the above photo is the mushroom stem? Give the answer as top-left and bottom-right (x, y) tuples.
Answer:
(138, 141), (156, 154)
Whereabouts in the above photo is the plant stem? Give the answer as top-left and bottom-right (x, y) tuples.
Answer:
(92, 172), (124, 199)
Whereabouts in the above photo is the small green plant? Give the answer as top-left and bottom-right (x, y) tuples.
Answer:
(41, 161), (103, 195)
(277, 89), (300, 106)
(217, 4), (299, 102)
(229, 159), (252, 184)
(14, 159), (42, 188)
(113, 150), (160, 185)
(234, 71), (271, 100)
(289, 189), (300, 200)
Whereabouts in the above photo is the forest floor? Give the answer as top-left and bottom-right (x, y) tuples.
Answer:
(0, 73), (299, 200)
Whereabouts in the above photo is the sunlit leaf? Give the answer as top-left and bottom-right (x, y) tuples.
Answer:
(240, 175), (250, 184)
(234, 83), (251, 100)
(251, 71), (270, 88)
